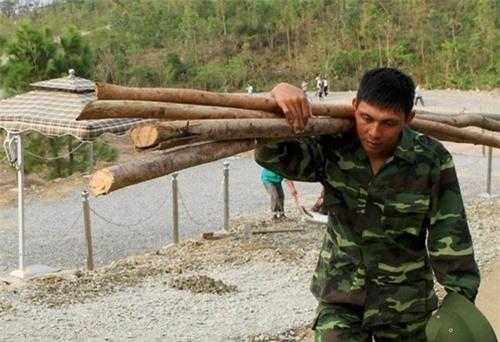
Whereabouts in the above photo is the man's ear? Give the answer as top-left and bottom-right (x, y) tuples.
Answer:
(352, 98), (357, 109)
(405, 110), (416, 124)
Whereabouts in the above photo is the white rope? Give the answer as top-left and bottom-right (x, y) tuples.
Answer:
(25, 141), (87, 161)
(89, 193), (169, 228)
(178, 174), (225, 227)
(24, 210), (83, 258)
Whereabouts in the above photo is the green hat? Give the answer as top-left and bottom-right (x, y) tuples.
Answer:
(426, 292), (497, 342)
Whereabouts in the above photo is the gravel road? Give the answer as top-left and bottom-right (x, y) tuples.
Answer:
(0, 157), (323, 273)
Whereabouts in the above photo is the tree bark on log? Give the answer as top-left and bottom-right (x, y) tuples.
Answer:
(78, 100), (283, 121)
(416, 113), (500, 132)
(131, 117), (500, 150)
(131, 118), (355, 148)
(136, 136), (206, 152)
(410, 118), (500, 148)
(89, 139), (275, 195)
(95, 82), (354, 117)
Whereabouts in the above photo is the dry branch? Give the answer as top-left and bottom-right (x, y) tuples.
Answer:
(131, 118), (355, 149)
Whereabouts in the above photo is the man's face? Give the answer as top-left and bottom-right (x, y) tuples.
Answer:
(352, 99), (414, 160)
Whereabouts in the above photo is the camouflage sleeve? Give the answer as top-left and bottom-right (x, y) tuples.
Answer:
(427, 153), (480, 301)
(254, 137), (325, 182)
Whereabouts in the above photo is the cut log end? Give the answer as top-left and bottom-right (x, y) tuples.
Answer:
(131, 125), (161, 148)
(89, 169), (114, 196)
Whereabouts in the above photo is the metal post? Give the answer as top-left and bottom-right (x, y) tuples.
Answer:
(486, 146), (493, 195)
(1, 132), (59, 282)
(223, 161), (230, 231)
(81, 191), (94, 271)
(14, 133), (25, 273)
(482, 129), (486, 157)
(172, 173), (179, 244)
(88, 141), (94, 175)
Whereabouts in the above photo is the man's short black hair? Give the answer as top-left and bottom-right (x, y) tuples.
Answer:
(356, 67), (415, 116)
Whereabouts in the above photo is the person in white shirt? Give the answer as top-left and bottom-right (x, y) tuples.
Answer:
(415, 84), (424, 106)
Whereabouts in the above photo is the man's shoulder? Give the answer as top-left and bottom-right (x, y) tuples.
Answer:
(408, 128), (451, 161)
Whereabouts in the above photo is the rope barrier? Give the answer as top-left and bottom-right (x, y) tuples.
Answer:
(177, 173), (225, 227)
(89, 193), (169, 228)
(24, 141), (87, 161)
(23, 209), (83, 258)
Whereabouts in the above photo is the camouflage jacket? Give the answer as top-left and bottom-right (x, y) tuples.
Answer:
(255, 127), (480, 326)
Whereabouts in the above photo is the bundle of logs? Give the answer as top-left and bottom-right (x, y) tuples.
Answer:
(77, 82), (500, 196)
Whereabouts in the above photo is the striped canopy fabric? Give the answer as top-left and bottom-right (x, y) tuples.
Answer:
(0, 74), (150, 141)
(30, 75), (95, 93)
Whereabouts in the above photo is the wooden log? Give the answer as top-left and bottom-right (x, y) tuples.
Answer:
(416, 113), (500, 132)
(131, 121), (190, 148)
(95, 82), (354, 117)
(132, 117), (500, 150)
(135, 136), (206, 152)
(131, 118), (355, 149)
(90, 118), (500, 196)
(410, 118), (500, 148)
(417, 109), (500, 121)
(78, 100), (282, 121)
(89, 139), (274, 195)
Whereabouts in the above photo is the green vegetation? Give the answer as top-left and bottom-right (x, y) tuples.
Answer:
(0, 0), (499, 179)
(0, 0), (498, 91)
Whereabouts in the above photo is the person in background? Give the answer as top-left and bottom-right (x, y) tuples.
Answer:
(315, 76), (324, 100)
(261, 167), (297, 220)
(301, 80), (308, 94)
(322, 78), (329, 97)
(256, 67), (479, 341)
(415, 84), (424, 106)
(246, 83), (254, 95)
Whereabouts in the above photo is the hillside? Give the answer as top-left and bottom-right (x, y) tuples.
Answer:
(0, 0), (498, 93)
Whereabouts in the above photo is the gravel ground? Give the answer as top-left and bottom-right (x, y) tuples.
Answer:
(0, 89), (499, 341)
(0, 194), (498, 342)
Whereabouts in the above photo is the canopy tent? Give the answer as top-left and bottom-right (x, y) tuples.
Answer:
(0, 70), (150, 281)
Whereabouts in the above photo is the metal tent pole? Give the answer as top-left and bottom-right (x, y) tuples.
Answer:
(1, 132), (59, 282)
(13, 132), (25, 273)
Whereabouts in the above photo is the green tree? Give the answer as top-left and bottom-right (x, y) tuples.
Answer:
(55, 25), (94, 78)
(0, 24), (58, 95)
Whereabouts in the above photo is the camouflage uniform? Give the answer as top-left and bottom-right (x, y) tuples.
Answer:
(255, 127), (480, 341)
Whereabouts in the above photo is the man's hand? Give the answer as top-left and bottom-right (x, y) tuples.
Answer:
(271, 83), (312, 134)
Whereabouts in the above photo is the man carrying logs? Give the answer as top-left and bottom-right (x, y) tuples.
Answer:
(255, 67), (480, 341)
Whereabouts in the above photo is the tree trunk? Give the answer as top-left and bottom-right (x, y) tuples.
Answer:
(416, 113), (500, 132)
(89, 139), (275, 196)
(131, 118), (355, 149)
(92, 82), (355, 117)
(410, 118), (500, 148)
(79, 100), (283, 121)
